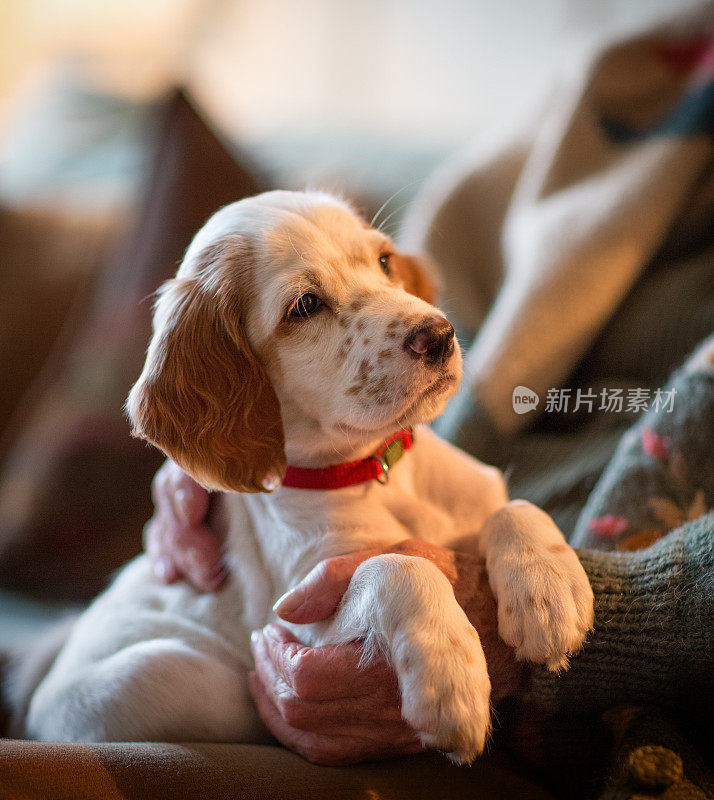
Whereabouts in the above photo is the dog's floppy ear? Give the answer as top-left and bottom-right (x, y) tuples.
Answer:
(391, 252), (439, 305)
(127, 241), (286, 493)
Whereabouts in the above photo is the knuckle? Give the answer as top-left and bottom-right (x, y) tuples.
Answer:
(155, 463), (171, 491)
(142, 519), (161, 553)
(290, 652), (317, 699)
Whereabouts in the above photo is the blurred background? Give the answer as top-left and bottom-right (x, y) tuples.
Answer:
(0, 0), (679, 643)
(0, 0), (677, 208)
(0, 0), (681, 138)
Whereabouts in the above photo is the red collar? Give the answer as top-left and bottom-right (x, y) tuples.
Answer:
(281, 429), (414, 490)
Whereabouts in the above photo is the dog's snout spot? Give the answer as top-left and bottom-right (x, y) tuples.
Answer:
(366, 376), (389, 398)
(356, 319), (366, 332)
(404, 317), (455, 366)
(350, 299), (366, 312)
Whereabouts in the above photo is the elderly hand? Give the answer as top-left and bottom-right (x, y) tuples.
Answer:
(144, 463), (525, 764)
(249, 541), (525, 765)
(143, 460), (226, 591)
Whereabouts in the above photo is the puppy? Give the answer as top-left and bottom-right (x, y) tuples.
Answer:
(22, 190), (593, 762)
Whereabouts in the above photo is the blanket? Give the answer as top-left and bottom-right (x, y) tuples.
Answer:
(403, 0), (714, 441)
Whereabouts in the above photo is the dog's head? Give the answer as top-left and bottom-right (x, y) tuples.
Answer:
(127, 190), (462, 492)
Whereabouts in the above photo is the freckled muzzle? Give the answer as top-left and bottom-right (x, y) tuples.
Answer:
(404, 316), (455, 366)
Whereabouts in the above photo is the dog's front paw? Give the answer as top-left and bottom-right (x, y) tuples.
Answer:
(394, 617), (492, 764)
(492, 543), (594, 671)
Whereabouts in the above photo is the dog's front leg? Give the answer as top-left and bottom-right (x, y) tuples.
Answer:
(478, 500), (594, 671)
(306, 553), (492, 764)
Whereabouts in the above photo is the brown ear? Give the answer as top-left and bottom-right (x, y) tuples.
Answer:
(391, 252), (439, 305)
(127, 245), (285, 493)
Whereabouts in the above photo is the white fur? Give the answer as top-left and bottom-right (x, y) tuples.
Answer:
(23, 191), (593, 762)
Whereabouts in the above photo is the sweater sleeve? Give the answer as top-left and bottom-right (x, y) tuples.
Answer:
(529, 512), (714, 715)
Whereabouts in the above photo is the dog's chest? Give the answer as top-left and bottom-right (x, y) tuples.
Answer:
(382, 490), (459, 543)
(227, 471), (462, 600)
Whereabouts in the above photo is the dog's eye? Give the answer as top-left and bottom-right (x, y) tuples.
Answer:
(290, 293), (322, 318)
(378, 254), (391, 276)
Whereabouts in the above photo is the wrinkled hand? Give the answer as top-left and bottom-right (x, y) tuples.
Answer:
(143, 463), (525, 764)
(143, 460), (226, 591)
(249, 542), (525, 765)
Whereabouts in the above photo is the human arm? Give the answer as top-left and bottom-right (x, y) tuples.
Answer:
(249, 518), (714, 764)
(529, 512), (714, 715)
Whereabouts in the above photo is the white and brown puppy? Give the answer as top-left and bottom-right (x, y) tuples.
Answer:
(23, 190), (593, 762)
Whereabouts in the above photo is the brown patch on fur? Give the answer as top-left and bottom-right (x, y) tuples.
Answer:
(366, 376), (389, 398)
(390, 252), (438, 304)
(378, 349), (392, 361)
(345, 337), (352, 347)
(350, 298), (366, 312)
(356, 319), (366, 332)
(363, 337), (370, 346)
(346, 385), (361, 396)
(505, 605), (514, 616)
(127, 239), (286, 493)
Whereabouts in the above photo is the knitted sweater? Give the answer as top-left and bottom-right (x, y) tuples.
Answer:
(531, 512), (714, 716)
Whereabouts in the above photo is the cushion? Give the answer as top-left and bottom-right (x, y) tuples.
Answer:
(0, 88), (263, 600)
(0, 739), (553, 800)
(0, 204), (120, 456)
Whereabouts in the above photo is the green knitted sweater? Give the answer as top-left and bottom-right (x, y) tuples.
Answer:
(530, 513), (714, 715)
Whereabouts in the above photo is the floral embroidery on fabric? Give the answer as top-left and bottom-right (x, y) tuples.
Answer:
(589, 514), (630, 538)
(641, 429), (670, 460)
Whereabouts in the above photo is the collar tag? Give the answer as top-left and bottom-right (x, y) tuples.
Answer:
(382, 437), (406, 470)
(369, 429), (411, 484)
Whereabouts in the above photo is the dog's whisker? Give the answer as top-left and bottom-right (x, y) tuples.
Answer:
(375, 199), (415, 235)
(370, 179), (421, 230)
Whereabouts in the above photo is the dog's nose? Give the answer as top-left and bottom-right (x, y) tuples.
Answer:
(404, 316), (455, 365)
